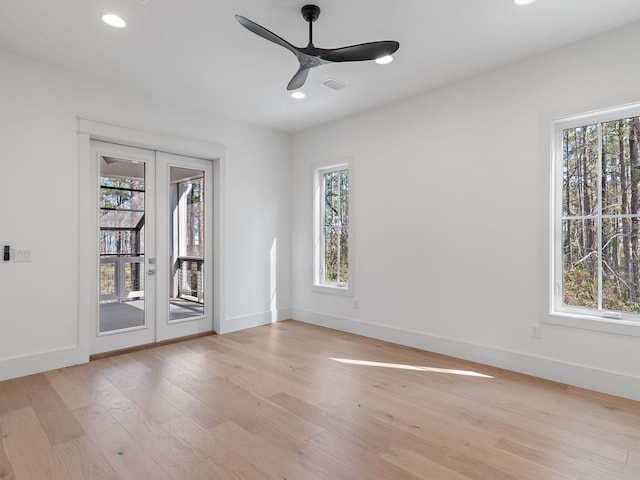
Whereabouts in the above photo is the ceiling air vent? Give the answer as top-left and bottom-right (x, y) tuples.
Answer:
(321, 78), (348, 91)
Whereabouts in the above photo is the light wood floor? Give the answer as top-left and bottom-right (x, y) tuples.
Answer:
(1, 320), (639, 479)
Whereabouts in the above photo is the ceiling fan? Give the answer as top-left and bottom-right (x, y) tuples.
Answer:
(235, 4), (400, 91)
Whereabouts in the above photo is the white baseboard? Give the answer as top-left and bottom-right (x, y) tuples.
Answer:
(220, 308), (291, 334)
(0, 345), (88, 382)
(290, 308), (640, 402)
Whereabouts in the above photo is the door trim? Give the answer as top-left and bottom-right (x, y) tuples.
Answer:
(78, 118), (226, 357)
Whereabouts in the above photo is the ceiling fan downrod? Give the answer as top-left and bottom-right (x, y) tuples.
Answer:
(301, 4), (320, 47)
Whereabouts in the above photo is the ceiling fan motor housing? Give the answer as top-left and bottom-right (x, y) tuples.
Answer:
(301, 5), (321, 23)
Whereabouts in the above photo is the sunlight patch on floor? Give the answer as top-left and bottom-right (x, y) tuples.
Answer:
(329, 358), (494, 378)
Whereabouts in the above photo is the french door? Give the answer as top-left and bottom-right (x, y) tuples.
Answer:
(91, 141), (213, 355)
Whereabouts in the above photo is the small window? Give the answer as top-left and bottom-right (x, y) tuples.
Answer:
(552, 105), (640, 324)
(314, 161), (353, 295)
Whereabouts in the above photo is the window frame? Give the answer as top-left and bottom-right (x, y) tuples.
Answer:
(551, 103), (640, 335)
(313, 159), (354, 296)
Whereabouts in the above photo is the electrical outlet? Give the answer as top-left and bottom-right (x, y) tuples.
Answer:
(530, 323), (541, 339)
(353, 298), (360, 309)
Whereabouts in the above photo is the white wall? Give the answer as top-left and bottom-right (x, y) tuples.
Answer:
(3, 23), (640, 401)
(0, 50), (291, 379)
(290, 22), (640, 401)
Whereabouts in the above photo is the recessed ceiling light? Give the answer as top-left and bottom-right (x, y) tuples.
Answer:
(514, 0), (536, 5)
(375, 55), (394, 65)
(291, 91), (306, 99)
(101, 14), (127, 28)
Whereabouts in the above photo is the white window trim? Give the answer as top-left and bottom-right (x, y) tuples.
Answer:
(550, 103), (640, 336)
(313, 158), (354, 296)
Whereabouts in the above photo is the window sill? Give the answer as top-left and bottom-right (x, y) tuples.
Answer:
(312, 283), (353, 296)
(547, 311), (640, 337)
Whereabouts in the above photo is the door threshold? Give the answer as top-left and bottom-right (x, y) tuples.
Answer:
(89, 331), (216, 360)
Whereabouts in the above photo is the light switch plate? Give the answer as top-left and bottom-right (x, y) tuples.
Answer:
(14, 248), (32, 263)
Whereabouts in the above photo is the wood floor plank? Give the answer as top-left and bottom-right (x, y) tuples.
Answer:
(199, 347), (331, 404)
(318, 395), (572, 480)
(27, 387), (86, 446)
(351, 383), (502, 452)
(564, 385), (640, 418)
(449, 442), (576, 480)
(164, 416), (271, 480)
(181, 375), (325, 441)
(96, 382), (221, 480)
(380, 445), (473, 480)
(0, 375), (51, 415)
(74, 402), (170, 480)
(313, 398), (526, 480)
(307, 428), (427, 480)
(439, 449), (523, 480)
(211, 420), (327, 480)
(268, 391), (390, 454)
(0, 420), (16, 480)
(252, 421), (366, 480)
(462, 400), (630, 465)
(0, 408), (68, 480)
(317, 396), (452, 460)
(45, 370), (93, 411)
(96, 349), (226, 428)
(53, 435), (119, 480)
(107, 353), (153, 379)
(55, 362), (115, 401)
(496, 436), (640, 480)
(493, 393), (640, 452)
(0, 320), (638, 479)
(363, 366), (632, 467)
(149, 344), (215, 381)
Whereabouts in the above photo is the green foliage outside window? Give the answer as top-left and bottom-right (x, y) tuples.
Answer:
(562, 118), (640, 313)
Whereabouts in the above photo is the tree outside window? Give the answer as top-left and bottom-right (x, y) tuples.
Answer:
(314, 161), (352, 294)
(556, 112), (640, 318)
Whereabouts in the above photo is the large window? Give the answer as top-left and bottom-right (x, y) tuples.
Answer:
(314, 161), (352, 294)
(553, 105), (640, 323)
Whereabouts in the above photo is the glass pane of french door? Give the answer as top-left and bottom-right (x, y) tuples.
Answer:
(170, 166), (205, 322)
(99, 157), (147, 332)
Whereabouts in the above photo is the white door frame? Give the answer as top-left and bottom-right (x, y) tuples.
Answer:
(78, 118), (225, 357)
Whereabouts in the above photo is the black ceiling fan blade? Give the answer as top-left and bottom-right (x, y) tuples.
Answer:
(320, 40), (400, 63)
(287, 66), (311, 91)
(235, 15), (300, 57)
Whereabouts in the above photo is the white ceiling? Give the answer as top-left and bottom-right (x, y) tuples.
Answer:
(2, 0), (640, 133)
